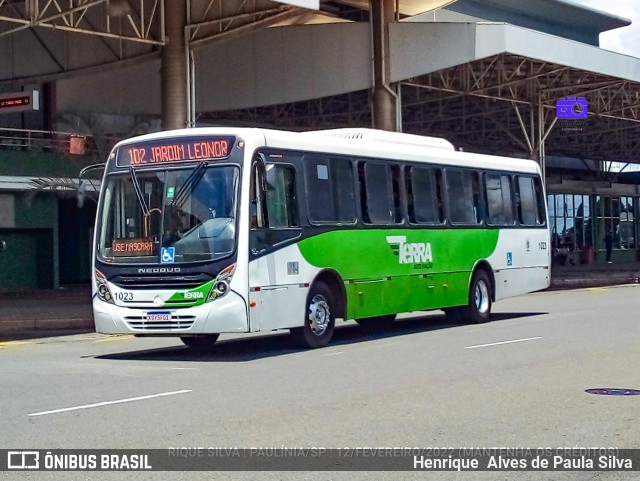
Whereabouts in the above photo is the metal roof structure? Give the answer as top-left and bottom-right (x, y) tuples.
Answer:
(0, 0), (628, 86)
(196, 19), (640, 172)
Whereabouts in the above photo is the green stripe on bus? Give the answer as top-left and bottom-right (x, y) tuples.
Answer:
(298, 229), (499, 319)
(166, 280), (215, 307)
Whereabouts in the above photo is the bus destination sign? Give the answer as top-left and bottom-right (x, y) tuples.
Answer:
(112, 238), (155, 257)
(117, 136), (235, 167)
(0, 90), (39, 114)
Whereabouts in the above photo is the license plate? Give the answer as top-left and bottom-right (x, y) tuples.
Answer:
(144, 311), (171, 322)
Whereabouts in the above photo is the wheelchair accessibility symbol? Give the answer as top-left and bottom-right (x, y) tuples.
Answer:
(161, 247), (175, 264)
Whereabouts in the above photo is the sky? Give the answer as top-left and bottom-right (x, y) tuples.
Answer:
(571, 0), (640, 56)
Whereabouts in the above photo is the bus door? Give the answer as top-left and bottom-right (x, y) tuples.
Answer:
(248, 157), (303, 331)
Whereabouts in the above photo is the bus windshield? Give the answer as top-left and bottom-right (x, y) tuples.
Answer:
(97, 165), (239, 264)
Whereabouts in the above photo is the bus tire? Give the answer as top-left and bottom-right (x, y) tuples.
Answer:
(466, 270), (492, 323)
(445, 270), (492, 324)
(355, 314), (396, 331)
(290, 281), (335, 349)
(180, 334), (220, 350)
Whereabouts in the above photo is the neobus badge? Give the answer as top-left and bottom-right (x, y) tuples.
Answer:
(386, 236), (433, 265)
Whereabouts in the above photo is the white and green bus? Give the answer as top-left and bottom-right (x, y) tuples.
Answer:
(92, 127), (550, 349)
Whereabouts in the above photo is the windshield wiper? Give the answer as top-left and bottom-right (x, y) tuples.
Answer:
(129, 166), (150, 217)
(171, 161), (207, 208)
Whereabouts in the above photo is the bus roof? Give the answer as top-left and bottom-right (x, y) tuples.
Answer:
(306, 128), (455, 151)
(111, 127), (542, 176)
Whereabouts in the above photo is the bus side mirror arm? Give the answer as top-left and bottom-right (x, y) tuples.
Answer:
(252, 154), (269, 227)
(255, 153), (268, 192)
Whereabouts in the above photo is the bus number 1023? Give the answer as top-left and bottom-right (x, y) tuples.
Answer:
(115, 292), (133, 301)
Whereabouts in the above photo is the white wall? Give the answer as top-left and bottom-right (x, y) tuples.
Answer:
(57, 59), (162, 115)
(194, 23), (371, 111)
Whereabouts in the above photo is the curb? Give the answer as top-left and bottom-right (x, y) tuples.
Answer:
(550, 278), (639, 289)
(0, 318), (94, 333)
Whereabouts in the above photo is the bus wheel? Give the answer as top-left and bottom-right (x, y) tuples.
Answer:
(467, 270), (492, 323)
(355, 314), (396, 331)
(444, 270), (492, 324)
(290, 282), (335, 348)
(180, 334), (220, 350)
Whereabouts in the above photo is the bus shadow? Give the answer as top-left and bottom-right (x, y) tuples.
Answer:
(93, 311), (546, 363)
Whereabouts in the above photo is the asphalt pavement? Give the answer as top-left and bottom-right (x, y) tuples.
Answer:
(1, 285), (639, 481)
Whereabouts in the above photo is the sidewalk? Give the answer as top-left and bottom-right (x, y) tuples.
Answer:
(0, 284), (94, 339)
(550, 262), (640, 289)
(1, 267), (639, 339)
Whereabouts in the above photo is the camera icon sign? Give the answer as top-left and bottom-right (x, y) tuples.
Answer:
(556, 96), (588, 119)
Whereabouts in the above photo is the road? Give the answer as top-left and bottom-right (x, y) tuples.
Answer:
(1, 285), (639, 480)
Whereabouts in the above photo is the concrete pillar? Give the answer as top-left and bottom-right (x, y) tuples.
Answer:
(162, 0), (188, 130)
(370, 0), (398, 131)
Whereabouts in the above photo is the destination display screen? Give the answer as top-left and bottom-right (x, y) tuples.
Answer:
(116, 136), (235, 167)
(112, 238), (155, 256)
(0, 95), (30, 110)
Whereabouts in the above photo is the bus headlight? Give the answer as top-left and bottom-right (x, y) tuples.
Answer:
(208, 264), (235, 301)
(95, 269), (114, 304)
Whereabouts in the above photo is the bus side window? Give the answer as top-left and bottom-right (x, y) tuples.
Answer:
(250, 159), (300, 253)
(405, 165), (442, 224)
(359, 161), (395, 225)
(446, 169), (481, 225)
(485, 173), (513, 226)
(470, 171), (485, 224)
(533, 177), (546, 225)
(304, 156), (356, 224)
(435, 169), (444, 223)
(264, 163), (298, 228)
(516, 175), (537, 226)
(391, 164), (403, 223)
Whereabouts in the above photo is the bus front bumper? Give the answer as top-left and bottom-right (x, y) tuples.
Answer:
(93, 291), (249, 335)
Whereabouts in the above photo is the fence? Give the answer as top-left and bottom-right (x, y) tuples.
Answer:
(0, 127), (118, 158)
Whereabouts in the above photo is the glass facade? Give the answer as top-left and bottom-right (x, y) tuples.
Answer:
(547, 194), (639, 263)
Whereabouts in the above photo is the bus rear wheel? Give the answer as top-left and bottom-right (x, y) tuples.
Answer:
(355, 314), (396, 331)
(180, 334), (220, 350)
(445, 270), (492, 324)
(290, 281), (335, 349)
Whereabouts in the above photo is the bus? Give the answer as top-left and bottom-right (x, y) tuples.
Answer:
(91, 127), (550, 349)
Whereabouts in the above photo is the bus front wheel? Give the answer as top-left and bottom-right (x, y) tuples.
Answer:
(445, 270), (492, 324)
(180, 334), (220, 350)
(290, 281), (335, 349)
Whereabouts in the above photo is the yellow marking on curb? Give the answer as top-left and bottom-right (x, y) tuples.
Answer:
(586, 287), (607, 293)
(0, 341), (31, 349)
(92, 335), (135, 343)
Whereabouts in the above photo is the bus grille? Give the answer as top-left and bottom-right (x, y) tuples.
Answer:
(124, 315), (196, 330)
(111, 274), (213, 289)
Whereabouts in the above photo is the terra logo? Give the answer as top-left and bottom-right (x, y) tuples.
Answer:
(184, 291), (204, 299)
(386, 236), (433, 265)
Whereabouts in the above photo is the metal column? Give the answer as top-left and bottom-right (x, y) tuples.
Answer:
(162, 0), (188, 130)
(370, 0), (398, 132)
